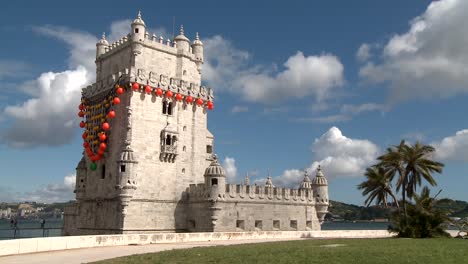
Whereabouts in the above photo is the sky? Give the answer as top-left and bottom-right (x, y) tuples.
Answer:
(0, 0), (467, 205)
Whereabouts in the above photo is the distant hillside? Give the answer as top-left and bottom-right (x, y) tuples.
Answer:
(328, 198), (468, 221)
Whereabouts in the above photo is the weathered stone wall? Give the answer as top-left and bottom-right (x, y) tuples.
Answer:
(186, 184), (321, 232)
(0, 230), (395, 257)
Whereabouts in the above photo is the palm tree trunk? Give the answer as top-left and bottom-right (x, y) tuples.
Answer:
(388, 191), (400, 210)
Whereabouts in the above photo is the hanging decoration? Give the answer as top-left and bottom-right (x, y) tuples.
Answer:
(78, 81), (125, 167)
(78, 79), (216, 172)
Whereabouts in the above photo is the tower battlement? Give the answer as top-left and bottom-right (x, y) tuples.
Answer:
(188, 184), (315, 204)
(63, 11), (329, 235)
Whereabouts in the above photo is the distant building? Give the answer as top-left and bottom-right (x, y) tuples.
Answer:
(63, 12), (329, 235)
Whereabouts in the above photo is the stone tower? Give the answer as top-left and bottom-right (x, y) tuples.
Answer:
(312, 165), (329, 223)
(64, 11), (215, 235)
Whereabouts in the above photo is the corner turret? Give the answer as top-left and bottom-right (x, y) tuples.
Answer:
(96, 32), (109, 58)
(312, 165), (329, 223)
(191, 32), (204, 62)
(174, 25), (190, 53)
(299, 169), (312, 191)
(74, 156), (87, 200)
(204, 154), (226, 200)
(131, 11), (146, 42)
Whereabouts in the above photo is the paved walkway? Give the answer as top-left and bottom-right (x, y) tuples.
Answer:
(0, 237), (307, 264)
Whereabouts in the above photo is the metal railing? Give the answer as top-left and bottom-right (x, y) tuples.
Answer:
(0, 226), (63, 239)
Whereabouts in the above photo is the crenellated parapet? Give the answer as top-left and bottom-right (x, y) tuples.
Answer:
(96, 12), (203, 64)
(188, 183), (315, 205)
(81, 71), (214, 103)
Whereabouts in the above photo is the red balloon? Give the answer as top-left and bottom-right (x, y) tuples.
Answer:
(175, 93), (183, 101)
(83, 142), (89, 148)
(107, 110), (116, 118)
(99, 133), (107, 141)
(102, 122), (110, 131)
(196, 98), (203, 105)
(156, 88), (163, 96)
(78, 111), (84, 117)
(94, 155), (102, 161)
(116, 87), (124, 95)
(79, 121), (86, 128)
(79, 104), (84, 110)
(132, 82), (140, 91)
(97, 149), (105, 155)
(186, 96), (193, 103)
(207, 101), (214, 110)
(99, 143), (107, 150)
(145, 85), (152, 94)
(166, 90), (173, 98)
(82, 132), (87, 139)
(113, 97), (121, 105)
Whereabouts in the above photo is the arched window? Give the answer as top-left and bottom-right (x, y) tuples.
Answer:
(168, 102), (173, 115)
(166, 134), (171, 145)
(162, 101), (168, 114)
(135, 28), (139, 33)
(162, 101), (173, 116)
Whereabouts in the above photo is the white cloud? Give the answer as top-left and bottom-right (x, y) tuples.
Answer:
(0, 21), (131, 148)
(433, 129), (468, 161)
(0, 174), (75, 203)
(256, 127), (380, 188)
(294, 114), (350, 124)
(202, 36), (345, 104)
(222, 157), (238, 183)
(356, 43), (371, 62)
(293, 103), (384, 123)
(359, 0), (468, 103)
(0, 60), (31, 80)
(310, 127), (380, 177)
(340, 103), (385, 115)
(231, 105), (249, 113)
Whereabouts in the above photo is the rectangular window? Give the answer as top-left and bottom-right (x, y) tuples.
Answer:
(101, 165), (106, 179)
(290, 220), (297, 230)
(206, 145), (213, 154)
(211, 178), (218, 186)
(236, 220), (245, 231)
(255, 220), (263, 230)
(273, 220), (280, 230)
(120, 165), (126, 173)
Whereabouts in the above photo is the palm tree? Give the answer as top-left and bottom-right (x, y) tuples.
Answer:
(378, 140), (408, 213)
(404, 142), (444, 198)
(358, 166), (399, 209)
(377, 140), (444, 217)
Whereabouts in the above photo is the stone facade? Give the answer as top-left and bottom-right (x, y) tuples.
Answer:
(63, 12), (329, 236)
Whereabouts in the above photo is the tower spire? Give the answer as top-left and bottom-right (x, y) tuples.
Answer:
(179, 25), (185, 36)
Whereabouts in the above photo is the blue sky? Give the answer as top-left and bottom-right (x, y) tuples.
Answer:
(0, 0), (467, 205)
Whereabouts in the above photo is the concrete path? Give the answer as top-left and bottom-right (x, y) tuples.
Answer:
(0, 237), (306, 264)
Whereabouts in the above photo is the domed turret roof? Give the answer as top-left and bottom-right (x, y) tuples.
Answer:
(312, 165), (328, 186)
(97, 32), (109, 46)
(132, 11), (146, 27)
(299, 170), (312, 190)
(192, 32), (203, 46)
(204, 154), (226, 178)
(77, 156), (86, 169)
(174, 25), (189, 42)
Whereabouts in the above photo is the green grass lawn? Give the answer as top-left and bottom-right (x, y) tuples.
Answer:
(94, 238), (467, 264)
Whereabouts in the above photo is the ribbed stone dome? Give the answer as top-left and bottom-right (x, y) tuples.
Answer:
(299, 170), (312, 190)
(132, 11), (146, 27)
(174, 25), (190, 42)
(204, 155), (225, 178)
(119, 144), (138, 163)
(312, 165), (328, 186)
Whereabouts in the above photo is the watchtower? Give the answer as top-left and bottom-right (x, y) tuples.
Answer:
(65, 12), (215, 235)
